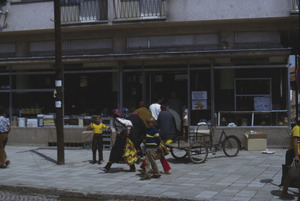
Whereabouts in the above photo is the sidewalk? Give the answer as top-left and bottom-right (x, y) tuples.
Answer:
(0, 146), (297, 201)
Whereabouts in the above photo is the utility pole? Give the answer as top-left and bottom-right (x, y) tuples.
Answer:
(54, 0), (64, 165)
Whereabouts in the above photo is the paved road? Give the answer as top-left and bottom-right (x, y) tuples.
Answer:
(0, 146), (298, 201)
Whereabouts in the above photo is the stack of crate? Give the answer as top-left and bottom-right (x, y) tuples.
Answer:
(101, 117), (114, 150)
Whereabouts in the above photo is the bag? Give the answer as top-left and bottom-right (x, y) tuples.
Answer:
(282, 164), (300, 188)
(154, 142), (170, 160)
(160, 141), (169, 156)
(288, 159), (300, 178)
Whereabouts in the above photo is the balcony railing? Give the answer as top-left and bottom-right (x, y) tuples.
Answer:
(61, 0), (108, 24)
(291, 0), (299, 14)
(114, 0), (166, 20)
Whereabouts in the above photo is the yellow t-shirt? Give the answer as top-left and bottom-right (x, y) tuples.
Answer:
(289, 125), (300, 154)
(91, 123), (106, 134)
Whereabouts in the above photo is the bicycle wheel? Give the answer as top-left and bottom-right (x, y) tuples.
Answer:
(188, 141), (208, 164)
(170, 147), (188, 159)
(222, 135), (241, 157)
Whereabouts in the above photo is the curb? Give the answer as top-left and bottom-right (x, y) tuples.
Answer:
(0, 185), (199, 201)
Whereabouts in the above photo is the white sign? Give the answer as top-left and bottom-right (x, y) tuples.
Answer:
(55, 101), (62, 108)
(192, 91), (207, 100)
(55, 80), (62, 87)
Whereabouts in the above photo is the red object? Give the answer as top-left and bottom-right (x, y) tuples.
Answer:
(140, 157), (171, 172)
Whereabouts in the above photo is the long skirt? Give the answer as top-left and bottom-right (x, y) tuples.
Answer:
(109, 134), (138, 165)
(123, 138), (138, 165)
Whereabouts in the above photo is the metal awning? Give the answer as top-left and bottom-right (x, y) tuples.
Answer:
(0, 48), (291, 65)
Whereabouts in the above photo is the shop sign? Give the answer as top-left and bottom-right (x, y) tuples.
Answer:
(192, 91), (207, 110)
(192, 99), (207, 110)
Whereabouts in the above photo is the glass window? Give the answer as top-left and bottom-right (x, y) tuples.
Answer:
(0, 93), (9, 113)
(215, 68), (288, 126)
(64, 72), (118, 116)
(0, 75), (9, 90)
(12, 92), (54, 118)
(12, 74), (54, 89)
(123, 72), (143, 112)
(190, 70), (211, 125)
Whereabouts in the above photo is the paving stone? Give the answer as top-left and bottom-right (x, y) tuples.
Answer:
(0, 146), (292, 200)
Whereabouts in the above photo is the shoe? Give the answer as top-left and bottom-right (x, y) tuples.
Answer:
(99, 167), (108, 173)
(164, 170), (171, 174)
(5, 160), (10, 167)
(98, 161), (102, 165)
(151, 174), (161, 178)
(90, 160), (97, 164)
(129, 168), (136, 172)
(138, 168), (145, 173)
(140, 176), (151, 180)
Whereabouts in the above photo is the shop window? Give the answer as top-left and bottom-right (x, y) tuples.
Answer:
(190, 70), (211, 125)
(123, 72), (143, 112)
(12, 74), (54, 89)
(12, 92), (54, 118)
(64, 72), (118, 117)
(235, 78), (271, 111)
(0, 93), (9, 112)
(0, 75), (9, 90)
(216, 68), (288, 127)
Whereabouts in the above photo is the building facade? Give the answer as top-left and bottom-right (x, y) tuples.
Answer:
(0, 0), (298, 146)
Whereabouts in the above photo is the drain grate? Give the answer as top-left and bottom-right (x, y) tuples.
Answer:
(48, 142), (84, 147)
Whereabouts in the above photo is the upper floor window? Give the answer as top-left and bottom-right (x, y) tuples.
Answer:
(61, 0), (108, 24)
(291, 0), (299, 14)
(114, 0), (166, 20)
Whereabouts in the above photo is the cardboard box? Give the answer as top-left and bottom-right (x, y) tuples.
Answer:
(244, 132), (267, 151)
(82, 131), (93, 142)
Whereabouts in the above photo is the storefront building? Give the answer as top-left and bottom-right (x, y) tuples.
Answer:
(0, 0), (298, 146)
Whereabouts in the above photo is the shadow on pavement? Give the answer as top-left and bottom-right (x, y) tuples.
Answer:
(261, 179), (299, 200)
(30, 149), (57, 164)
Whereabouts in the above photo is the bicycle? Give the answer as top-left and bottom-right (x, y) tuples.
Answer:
(167, 124), (241, 164)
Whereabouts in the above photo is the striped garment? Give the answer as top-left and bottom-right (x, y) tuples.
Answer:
(145, 127), (161, 149)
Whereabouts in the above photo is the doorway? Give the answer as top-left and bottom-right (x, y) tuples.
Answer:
(147, 71), (187, 110)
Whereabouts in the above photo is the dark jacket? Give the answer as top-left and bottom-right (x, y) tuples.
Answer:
(126, 114), (147, 149)
(157, 110), (177, 139)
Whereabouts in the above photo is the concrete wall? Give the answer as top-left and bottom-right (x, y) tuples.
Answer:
(7, 127), (86, 146)
(5, 1), (54, 32)
(167, 0), (292, 22)
(1, 0), (295, 32)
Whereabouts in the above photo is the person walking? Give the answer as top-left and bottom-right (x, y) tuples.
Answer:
(282, 121), (300, 196)
(149, 96), (161, 120)
(166, 91), (183, 132)
(126, 112), (147, 157)
(87, 116), (110, 164)
(0, 108), (10, 168)
(140, 117), (161, 180)
(140, 104), (172, 174)
(135, 101), (153, 127)
(100, 109), (137, 173)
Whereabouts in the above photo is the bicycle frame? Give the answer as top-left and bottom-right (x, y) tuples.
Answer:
(209, 127), (228, 151)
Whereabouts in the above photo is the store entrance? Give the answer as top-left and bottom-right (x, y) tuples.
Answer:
(147, 72), (187, 107)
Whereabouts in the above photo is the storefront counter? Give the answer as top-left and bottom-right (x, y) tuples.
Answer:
(7, 127), (86, 146)
(217, 110), (288, 127)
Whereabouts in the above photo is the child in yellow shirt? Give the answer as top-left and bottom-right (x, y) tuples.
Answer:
(87, 116), (110, 164)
